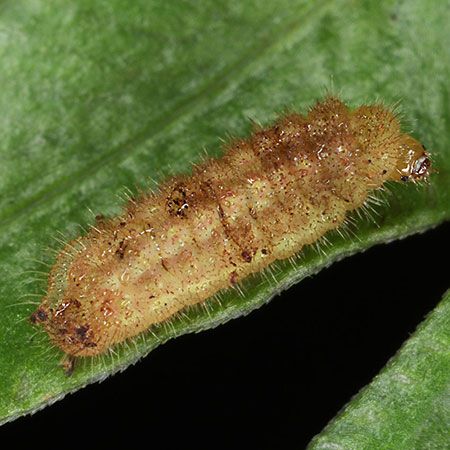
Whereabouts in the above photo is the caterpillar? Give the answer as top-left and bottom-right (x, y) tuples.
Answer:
(30, 97), (430, 359)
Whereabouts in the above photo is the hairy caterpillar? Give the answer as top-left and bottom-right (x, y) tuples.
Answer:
(31, 97), (430, 359)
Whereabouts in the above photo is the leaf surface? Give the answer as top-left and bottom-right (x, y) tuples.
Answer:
(309, 289), (450, 450)
(0, 0), (448, 429)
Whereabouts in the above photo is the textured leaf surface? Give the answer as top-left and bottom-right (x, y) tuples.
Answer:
(0, 0), (449, 431)
(309, 289), (450, 450)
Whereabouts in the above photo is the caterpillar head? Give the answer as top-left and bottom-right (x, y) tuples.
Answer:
(396, 135), (431, 182)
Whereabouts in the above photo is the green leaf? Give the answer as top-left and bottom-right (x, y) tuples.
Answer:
(0, 0), (449, 428)
(308, 289), (450, 449)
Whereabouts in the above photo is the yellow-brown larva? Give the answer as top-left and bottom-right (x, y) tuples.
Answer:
(31, 97), (431, 357)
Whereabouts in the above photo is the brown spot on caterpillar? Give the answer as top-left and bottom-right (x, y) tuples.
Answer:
(167, 183), (189, 218)
(31, 97), (431, 358)
(161, 258), (170, 272)
(75, 325), (90, 341)
(229, 271), (239, 285)
(30, 308), (48, 324)
(115, 239), (128, 259)
(241, 250), (252, 262)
